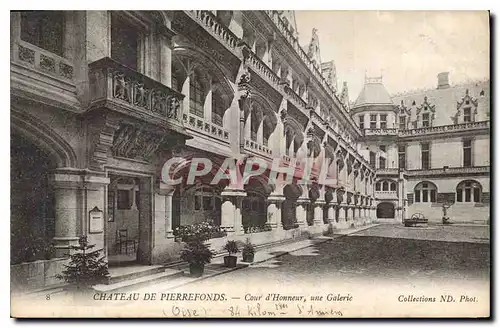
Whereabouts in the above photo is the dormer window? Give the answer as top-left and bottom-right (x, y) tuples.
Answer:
(422, 113), (430, 127)
(399, 116), (406, 130)
(380, 115), (387, 129)
(464, 108), (472, 122)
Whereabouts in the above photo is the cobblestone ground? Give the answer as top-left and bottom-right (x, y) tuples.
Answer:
(171, 224), (490, 291)
(350, 224), (490, 244)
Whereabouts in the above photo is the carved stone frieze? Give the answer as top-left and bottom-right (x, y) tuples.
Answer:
(111, 123), (166, 161)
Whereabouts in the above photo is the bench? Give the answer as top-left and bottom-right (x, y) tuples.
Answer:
(403, 213), (428, 227)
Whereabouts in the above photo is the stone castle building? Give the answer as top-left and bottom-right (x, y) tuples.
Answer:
(10, 10), (489, 291)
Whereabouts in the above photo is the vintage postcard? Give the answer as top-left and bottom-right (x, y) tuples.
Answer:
(10, 10), (490, 318)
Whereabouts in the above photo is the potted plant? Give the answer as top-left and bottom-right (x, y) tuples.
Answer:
(180, 239), (215, 277)
(242, 239), (255, 263)
(223, 240), (239, 268)
(55, 236), (109, 303)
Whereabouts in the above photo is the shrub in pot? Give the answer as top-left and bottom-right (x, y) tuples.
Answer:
(55, 236), (109, 304)
(223, 240), (239, 268)
(180, 240), (215, 277)
(242, 239), (255, 263)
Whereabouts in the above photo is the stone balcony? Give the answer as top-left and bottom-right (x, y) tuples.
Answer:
(241, 45), (281, 92)
(399, 121), (490, 137)
(88, 57), (185, 131)
(405, 166), (490, 178)
(376, 168), (400, 176)
(183, 113), (230, 143)
(364, 128), (398, 136)
(244, 138), (273, 158)
(186, 10), (239, 51)
(375, 191), (399, 200)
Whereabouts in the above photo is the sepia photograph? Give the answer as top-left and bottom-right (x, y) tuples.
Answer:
(9, 8), (491, 318)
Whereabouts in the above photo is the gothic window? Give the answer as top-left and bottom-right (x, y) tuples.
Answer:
(375, 182), (381, 191)
(422, 113), (430, 127)
(369, 151), (376, 168)
(370, 114), (377, 129)
(414, 181), (437, 203)
(211, 91), (224, 126)
(456, 180), (481, 203)
(390, 182), (396, 191)
(111, 13), (140, 71)
(21, 11), (64, 56)
(379, 145), (386, 152)
(379, 157), (386, 169)
(463, 139), (472, 168)
(358, 115), (364, 130)
(263, 116), (273, 147)
(382, 181), (388, 191)
(399, 116), (406, 130)
(464, 108), (472, 122)
(193, 187), (221, 212)
(398, 144), (406, 169)
(421, 142), (430, 170)
(189, 72), (205, 118)
(380, 114), (387, 129)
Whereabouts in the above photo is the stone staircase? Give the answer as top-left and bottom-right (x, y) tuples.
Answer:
(93, 265), (184, 293)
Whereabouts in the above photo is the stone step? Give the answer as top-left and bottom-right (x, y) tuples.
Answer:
(94, 269), (183, 293)
(107, 265), (167, 285)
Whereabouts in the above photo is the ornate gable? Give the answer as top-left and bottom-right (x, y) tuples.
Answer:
(452, 89), (478, 124)
(415, 96), (436, 128)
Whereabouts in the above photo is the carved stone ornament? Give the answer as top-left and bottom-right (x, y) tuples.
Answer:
(111, 124), (166, 161)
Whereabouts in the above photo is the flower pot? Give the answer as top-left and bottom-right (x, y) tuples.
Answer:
(242, 253), (254, 263)
(224, 255), (237, 268)
(189, 263), (205, 277)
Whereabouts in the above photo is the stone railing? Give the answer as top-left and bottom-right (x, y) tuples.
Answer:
(364, 128), (398, 136)
(241, 45), (281, 88)
(183, 113), (230, 142)
(405, 166), (489, 177)
(399, 121), (489, 137)
(375, 191), (398, 200)
(14, 40), (74, 81)
(264, 11), (358, 130)
(244, 138), (273, 157)
(88, 57), (184, 124)
(376, 168), (399, 175)
(284, 85), (307, 111)
(187, 10), (239, 50)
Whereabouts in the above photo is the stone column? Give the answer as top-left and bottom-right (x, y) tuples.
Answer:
(313, 201), (325, 226)
(267, 194), (285, 230)
(159, 27), (176, 87)
(327, 203), (335, 224)
(155, 183), (175, 239)
(221, 187), (246, 235)
(296, 185), (310, 227)
(51, 169), (109, 257)
(337, 205), (346, 228)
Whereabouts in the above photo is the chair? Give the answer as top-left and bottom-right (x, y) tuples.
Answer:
(116, 229), (137, 255)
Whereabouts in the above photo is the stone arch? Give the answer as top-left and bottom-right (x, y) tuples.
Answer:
(377, 202), (395, 219)
(283, 116), (304, 156)
(11, 109), (77, 168)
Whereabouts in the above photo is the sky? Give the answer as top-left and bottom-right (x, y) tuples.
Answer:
(294, 11), (490, 102)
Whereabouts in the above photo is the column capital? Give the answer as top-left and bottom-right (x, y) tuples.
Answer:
(267, 194), (285, 203)
(155, 182), (176, 196)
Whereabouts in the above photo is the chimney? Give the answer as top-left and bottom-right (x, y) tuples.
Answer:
(437, 72), (450, 89)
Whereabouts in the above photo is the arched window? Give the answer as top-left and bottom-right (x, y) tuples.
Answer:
(263, 116), (273, 146)
(189, 72), (205, 117)
(375, 182), (381, 191)
(390, 182), (396, 191)
(414, 181), (437, 203)
(382, 181), (388, 191)
(456, 180), (482, 203)
(211, 91), (224, 126)
(250, 108), (260, 142)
